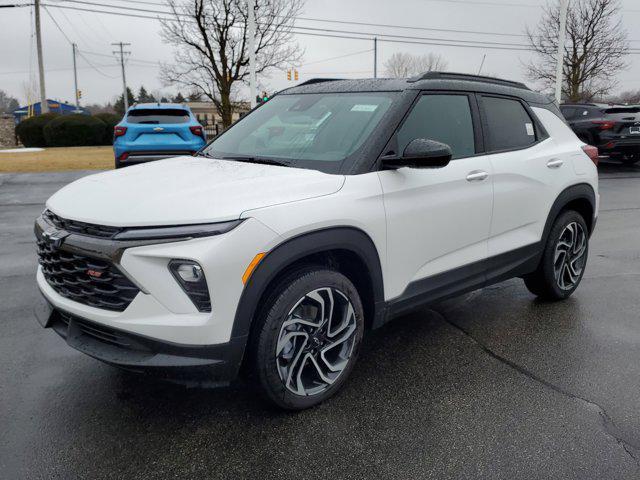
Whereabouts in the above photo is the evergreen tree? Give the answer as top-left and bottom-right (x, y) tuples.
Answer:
(114, 87), (136, 116)
(173, 92), (186, 103)
(137, 85), (154, 103)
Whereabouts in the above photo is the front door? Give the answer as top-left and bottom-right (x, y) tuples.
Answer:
(378, 92), (493, 301)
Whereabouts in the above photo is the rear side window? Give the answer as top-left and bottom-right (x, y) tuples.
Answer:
(127, 109), (190, 124)
(397, 94), (476, 159)
(482, 96), (537, 151)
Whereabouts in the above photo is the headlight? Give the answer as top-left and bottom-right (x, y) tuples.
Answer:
(168, 260), (211, 312)
(114, 219), (242, 241)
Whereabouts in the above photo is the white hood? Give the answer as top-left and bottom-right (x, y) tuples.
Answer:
(47, 156), (345, 227)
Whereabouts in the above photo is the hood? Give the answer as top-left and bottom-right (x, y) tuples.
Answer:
(47, 156), (345, 227)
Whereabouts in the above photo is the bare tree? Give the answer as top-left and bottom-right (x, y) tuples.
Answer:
(161, 0), (303, 128)
(526, 0), (628, 102)
(384, 52), (448, 78)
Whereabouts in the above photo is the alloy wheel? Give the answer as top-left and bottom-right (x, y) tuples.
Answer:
(275, 287), (357, 396)
(553, 221), (587, 290)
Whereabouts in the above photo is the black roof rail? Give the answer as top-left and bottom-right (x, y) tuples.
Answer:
(408, 71), (530, 90)
(295, 78), (345, 87)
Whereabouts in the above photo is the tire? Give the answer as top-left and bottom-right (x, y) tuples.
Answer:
(524, 210), (589, 300)
(114, 159), (122, 169)
(252, 268), (364, 410)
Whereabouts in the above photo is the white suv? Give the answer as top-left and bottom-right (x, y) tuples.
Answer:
(34, 73), (599, 410)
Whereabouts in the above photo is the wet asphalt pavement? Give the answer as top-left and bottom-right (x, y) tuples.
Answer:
(1, 161), (640, 479)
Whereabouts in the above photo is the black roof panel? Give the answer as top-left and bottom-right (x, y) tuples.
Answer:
(281, 73), (553, 106)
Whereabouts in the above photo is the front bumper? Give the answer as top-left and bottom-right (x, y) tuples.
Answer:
(34, 212), (281, 380)
(35, 292), (245, 383)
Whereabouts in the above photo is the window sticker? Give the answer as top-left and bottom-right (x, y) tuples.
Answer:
(525, 123), (535, 136)
(351, 104), (378, 112)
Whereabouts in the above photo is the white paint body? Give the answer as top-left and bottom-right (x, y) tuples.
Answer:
(39, 106), (599, 346)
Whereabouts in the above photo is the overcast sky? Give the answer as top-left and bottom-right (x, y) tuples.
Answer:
(1, 0), (640, 106)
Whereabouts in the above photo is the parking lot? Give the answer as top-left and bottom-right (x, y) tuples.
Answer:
(1, 161), (640, 479)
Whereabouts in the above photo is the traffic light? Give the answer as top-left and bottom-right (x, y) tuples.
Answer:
(287, 69), (291, 81)
(294, 69), (299, 81)
(77, 90), (82, 99)
(256, 92), (269, 105)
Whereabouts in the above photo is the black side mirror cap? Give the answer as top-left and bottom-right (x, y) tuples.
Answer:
(382, 138), (452, 169)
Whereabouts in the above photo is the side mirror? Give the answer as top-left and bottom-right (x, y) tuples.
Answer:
(383, 138), (452, 169)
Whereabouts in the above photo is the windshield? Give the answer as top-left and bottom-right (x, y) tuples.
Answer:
(127, 109), (190, 124)
(203, 92), (396, 173)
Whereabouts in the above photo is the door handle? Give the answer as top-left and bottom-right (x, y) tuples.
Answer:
(466, 170), (489, 182)
(547, 159), (564, 169)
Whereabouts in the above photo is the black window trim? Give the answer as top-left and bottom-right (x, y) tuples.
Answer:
(376, 90), (485, 169)
(477, 93), (550, 155)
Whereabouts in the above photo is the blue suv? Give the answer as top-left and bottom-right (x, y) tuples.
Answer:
(113, 103), (207, 168)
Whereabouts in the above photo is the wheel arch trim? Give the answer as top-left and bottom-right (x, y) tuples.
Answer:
(542, 183), (597, 244)
(231, 226), (385, 340)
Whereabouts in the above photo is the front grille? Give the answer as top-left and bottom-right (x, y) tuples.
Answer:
(43, 210), (121, 239)
(37, 240), (140, 312)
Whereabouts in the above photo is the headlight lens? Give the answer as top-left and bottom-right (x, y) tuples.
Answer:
(114, 219), (242, 241)
(168, 260), (211, 312)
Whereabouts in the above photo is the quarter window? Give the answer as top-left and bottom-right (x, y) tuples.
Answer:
(396, 94), (476, 159)
(482, 96), (537, 151)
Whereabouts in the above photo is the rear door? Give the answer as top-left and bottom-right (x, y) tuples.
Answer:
(480, 95), (575, 259)
(378, 92), (493, 300)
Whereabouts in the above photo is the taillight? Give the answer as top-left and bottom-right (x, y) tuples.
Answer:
(114, 126), (127, 137)
(581, 145), (599, 166)
(118, 152), (129, 160)
(190, 126), (204, 137)
(591, 120), (616, 130)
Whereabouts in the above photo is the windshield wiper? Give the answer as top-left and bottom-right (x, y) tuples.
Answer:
(221, 155), (290, 167)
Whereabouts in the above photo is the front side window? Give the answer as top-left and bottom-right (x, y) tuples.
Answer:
(203, 92), (396, 173)
(127, 109), (190, 124)
(396, 94), (476, 160)
(482, 96), (537, 151)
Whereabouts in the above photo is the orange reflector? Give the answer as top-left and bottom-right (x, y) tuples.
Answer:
(242, 252), (265, 284)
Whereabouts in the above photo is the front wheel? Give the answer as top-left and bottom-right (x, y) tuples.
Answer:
(252, 268), (364, 410)
(524, 210), (589, 300)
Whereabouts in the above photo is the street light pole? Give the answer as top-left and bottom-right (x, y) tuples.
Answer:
(34, 0), (48, 113)
(248, 0), (257, 109)
(373, 37), (378, 78)
(555, 0), (569, 104)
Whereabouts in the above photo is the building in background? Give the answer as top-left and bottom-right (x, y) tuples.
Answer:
(12, 99), (88, 124)
(188, 101), (251, 137)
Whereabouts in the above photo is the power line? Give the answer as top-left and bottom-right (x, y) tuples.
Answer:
(43, 5), (118, 77)
(42, 3), (534, 51)
(301, 49), (374, 66)
(40, 2), (640, 54)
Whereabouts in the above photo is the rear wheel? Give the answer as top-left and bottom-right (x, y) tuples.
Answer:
(252, 268), (364, 410)
(524, 210), (589, 300)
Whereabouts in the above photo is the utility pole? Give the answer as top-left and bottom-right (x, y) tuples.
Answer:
(554, 0), (569, 104)
(72, 43), (80, 110)
(34, 0), (48, 113)
(373, 37), (378, 78)
(112, 42), (131, 111)
(248, 0), (257, 109)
